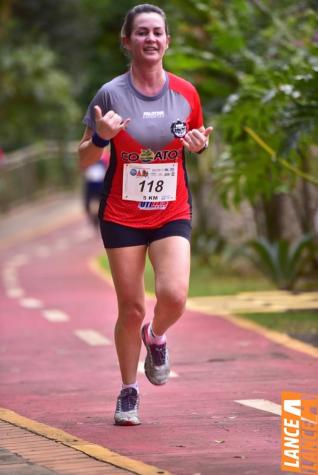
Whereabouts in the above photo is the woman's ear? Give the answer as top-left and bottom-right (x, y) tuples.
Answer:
(121, 36), (131, 51)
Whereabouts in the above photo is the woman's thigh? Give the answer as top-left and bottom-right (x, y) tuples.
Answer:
(106, 245), (147, 313)
(148, 236), (191, 298)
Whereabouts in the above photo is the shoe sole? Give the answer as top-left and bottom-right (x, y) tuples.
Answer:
(114, 419), (141, 426)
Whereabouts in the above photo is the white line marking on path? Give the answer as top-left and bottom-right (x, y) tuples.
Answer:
(137, 362), (144, 375)
(235, 398), (314, 424)
(8, 254), (29, 267)
(3, 265), (24, 298)
(2, 268), (18, 287)
(42, 310), (69, 322)
(34, 245), (51, 258)
(73, 228), (95, 242)
(74, 330), (112, 346)
(235, 399), (281, 416)
(54, 238), (70, 251)
(6, 288), (25, 298)
(19, 298), (43, 309)
(137, 361), (179, 378)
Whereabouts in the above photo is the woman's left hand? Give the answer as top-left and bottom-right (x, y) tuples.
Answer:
(180, 126), (213, 153)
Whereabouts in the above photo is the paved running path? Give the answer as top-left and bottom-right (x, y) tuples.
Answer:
(0, 194), (317, 475)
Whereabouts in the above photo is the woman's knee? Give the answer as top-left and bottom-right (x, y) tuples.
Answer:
(117, 300), (146, 328)
(156, 284), (188, 313)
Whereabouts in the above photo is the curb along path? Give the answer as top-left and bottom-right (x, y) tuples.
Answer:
(0, 194), (317, 475)
(0, 410), (170, 475)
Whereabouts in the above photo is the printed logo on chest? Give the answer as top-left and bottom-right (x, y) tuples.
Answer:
(143, 111), (165, 119)
(121, 149), (180, 163)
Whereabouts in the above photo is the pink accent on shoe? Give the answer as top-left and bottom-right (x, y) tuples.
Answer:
(141, 323), (170, 386)
(148, 322), (166, 345)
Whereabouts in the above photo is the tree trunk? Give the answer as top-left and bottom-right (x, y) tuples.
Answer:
(255, 193), (285, 242)
(297, 147), (314, 234)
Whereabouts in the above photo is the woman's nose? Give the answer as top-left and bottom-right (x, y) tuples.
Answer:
(145, 32), (156, 42)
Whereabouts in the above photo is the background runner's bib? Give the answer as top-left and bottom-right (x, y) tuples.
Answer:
(122, 163), (177, 202)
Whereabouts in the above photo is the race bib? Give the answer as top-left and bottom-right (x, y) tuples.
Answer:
(122, 163), (177, 202)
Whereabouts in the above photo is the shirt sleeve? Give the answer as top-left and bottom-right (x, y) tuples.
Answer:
(189, 87), (204, 130)
(83, 85), (110, 131)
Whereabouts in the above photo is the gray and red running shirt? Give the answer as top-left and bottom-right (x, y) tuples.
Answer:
(83, 71), (203, 228)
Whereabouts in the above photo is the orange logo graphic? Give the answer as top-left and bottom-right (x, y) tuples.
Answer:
(281, 391), (318, 474)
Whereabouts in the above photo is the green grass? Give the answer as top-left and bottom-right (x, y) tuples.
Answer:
(238, 311), (318, 347)
(99, 254), (274, 297)
(187, 256), (274, 296)
(99, 254), (317, 345)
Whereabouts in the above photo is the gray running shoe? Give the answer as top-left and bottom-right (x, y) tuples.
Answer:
(141, 323), (170, 386)
(114, 388), (140, 426)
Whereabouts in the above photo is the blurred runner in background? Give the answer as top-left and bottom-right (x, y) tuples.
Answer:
(83, 148), (109, 228)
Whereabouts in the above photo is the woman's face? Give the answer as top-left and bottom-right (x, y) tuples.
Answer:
(123, 12), (170, 65)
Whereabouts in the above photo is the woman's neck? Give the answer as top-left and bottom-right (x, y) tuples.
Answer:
(130, 63), (166, 96)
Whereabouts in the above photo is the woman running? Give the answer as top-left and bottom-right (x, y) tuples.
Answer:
(79, 3), (212, 426)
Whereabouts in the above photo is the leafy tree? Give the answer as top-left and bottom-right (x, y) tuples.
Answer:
(2, 0), (317, 256)
(231, 234), (315, 290)
(0, 43), (81, 150)
(165, 0), (318, 242)
(218, 42), (318, 239)
(0, 1), (84, 149)
(9, 0), (95, 86)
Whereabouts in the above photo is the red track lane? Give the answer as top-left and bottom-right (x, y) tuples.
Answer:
(0, 204), (317, 475)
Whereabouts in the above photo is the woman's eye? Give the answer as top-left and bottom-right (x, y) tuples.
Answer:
(136, 30), (163, 36)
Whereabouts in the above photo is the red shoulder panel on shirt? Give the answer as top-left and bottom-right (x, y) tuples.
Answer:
(168, 72), (197, 99)
(167, 72), (203, 130)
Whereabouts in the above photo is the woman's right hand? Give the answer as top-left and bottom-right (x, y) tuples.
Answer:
(94, 105), (130, 140)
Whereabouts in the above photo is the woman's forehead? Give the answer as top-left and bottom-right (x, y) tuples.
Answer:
(132, 12), (165, 30)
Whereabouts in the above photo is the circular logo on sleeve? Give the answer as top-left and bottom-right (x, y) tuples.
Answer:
(171, 120), (187, 138)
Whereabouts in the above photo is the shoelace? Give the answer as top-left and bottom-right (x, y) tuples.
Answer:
(118, 390), (138, 412)
(151, 344), (167, 366)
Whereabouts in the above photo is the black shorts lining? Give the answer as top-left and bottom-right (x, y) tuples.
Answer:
(99, 219), (191, 248)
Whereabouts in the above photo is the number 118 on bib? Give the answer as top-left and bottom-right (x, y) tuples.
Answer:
(122, 163), (177, 202)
